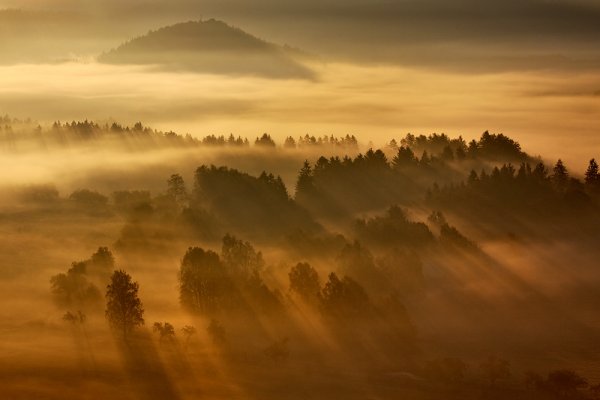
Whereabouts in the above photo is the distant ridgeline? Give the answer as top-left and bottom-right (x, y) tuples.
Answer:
(0, 118), (359, 151)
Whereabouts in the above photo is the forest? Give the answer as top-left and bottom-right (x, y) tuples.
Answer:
(1, 117), (599, 400)
(1, 0), (599, 397)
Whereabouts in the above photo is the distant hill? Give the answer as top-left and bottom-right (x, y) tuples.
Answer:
(99, 19), (315, 79)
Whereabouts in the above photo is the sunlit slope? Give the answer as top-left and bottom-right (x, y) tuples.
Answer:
(99, 19), (314, 78)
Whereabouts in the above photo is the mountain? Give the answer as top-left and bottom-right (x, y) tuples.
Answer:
(98, 19), (315, 79)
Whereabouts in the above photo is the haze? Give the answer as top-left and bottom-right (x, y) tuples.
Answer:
(1, 1), (600, 399)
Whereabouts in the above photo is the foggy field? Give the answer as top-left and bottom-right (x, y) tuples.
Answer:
(1, 128), (600, 399)
(1, 2), (600, 399)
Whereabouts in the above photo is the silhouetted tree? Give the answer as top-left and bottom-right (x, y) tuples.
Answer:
(105, 270), (144, 338)
(181, 325), (197, 346)
(284, 136), (296, 148)
(255, 133), (276, 147)
(20, 184), (60, 204)
(355, 206), (434, 247)
(88, 247), (115, 278)
(221, 234), (264, 280)
(153, 322), (176, 342)
(585, 158), (600, 189)
(288, 262), (321, 303)
(167, 173), (188, 204)
(455, 145), (466, 160)
(441, 145), (454, 161)
(194, 165), (315, 237)
(392, 146), (416, 169)
(112, 190), (152, 214)
(546, 369), (588, 397)
(50, 262), (101, 308)
(207, 319), (227, 346)
(336, 241), (383, 293)
(63, 310), (86, 325)
(319, 273), (371, 318)
(295, 160), (314, 196)
(532, 162), (548, 181)
(552, 159), (569, 190)
(69, 189), (108, 207)
(439, 223), (477, 250)
(590, 383), (600, 400)
(179, 247), (229, 314)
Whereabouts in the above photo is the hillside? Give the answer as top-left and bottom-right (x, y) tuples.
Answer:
(99, 19), (315, 78)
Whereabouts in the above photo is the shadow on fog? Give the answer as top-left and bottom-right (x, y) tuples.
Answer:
(117, 330), (183, 400)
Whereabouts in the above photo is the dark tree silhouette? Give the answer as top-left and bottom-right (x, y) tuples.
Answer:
(284, 136), (296, 148)
(288, 262), (321, 303)
(68, 189), (108, 207)
(552, 159), (569, 190)
(207, 319), (227, 345)
(585, 158), (600, 189)
(63, 310), (86, 325)
(336, 241), (382, 292)
(319, 273), (371, 318)
(439, 223), (477, 250)
(179, 247), (230, 314)
(221, 234), (264, 280)
(546, 369), (588, 397)
(255, 133), (276, 147)
(88, 247), (115, 278)
(193, 165), (316, 237)
(112, 190), (152, 214)
(441, 145), (454, 161)
(295, 160), (314, 197)
(181, 325), (197, 346)
(105, 270), (145, 338)
(50, 262), (101, 308)
(167, 173), (188, 204)
(392, 146), (417, 169)
(355, 206), (434, 247)
(590, 383), (600, 400)
(153, 322), (176, 342)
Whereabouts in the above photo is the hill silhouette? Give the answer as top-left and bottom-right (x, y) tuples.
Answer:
(99, 19), (315, 79)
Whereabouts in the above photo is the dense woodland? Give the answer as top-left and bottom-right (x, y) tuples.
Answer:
(2, 118), (600, 399)
(0, 116), (359, 152)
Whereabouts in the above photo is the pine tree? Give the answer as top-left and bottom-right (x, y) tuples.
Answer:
(295, 160), (314, 196)
(585, 158), (599, 187)
(552, 159), (569, 189)
(392, 146), (416, 169)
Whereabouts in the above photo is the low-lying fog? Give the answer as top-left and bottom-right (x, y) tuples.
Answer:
(1, 61), (599, 167)
(1, 4), (600, 398)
